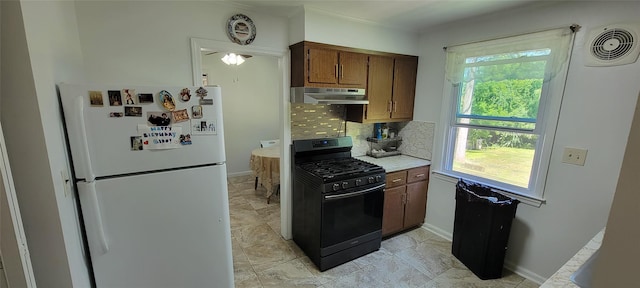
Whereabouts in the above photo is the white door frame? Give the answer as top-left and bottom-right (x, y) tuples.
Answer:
(0, 123), (37, 287)
(190, 38), (293, 239)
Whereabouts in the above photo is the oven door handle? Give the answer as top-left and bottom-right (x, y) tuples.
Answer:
(324, 184), (385, 201)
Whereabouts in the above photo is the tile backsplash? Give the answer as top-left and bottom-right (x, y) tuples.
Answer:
(398, 121), (435, 160)
(291, 104), (346, 140)
(290, 104), (435, 160)
(346, 122), (374, 157)
(346, 120), (435, 160)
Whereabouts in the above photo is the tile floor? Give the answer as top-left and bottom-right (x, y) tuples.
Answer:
(227, 175), (540, 288)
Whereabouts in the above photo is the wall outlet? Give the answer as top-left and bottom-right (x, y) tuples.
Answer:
(562, 147), (588, 166)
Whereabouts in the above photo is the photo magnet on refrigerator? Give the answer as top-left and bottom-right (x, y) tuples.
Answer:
(138, 93), (154, 104)
(130, 136), (143, 151)
(199, 99), (213, 105)
(172, 109), (190, 123)
(192, 105), (203, 119)
(159, 90), (176, 111)
(89, 91), (104, 107)
(108, 90), (122, 106)
(191, 118), (216, 135)
(179, 134), (192, 145)
(147, 111), (171, 126)
(180, 88), (191, 102)
(123, 89), (137, 105)
(124, 106), (142, 117)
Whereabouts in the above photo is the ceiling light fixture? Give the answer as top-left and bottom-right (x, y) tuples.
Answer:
(221, 53), (245, 65)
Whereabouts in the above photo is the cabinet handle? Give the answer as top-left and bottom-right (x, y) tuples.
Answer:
(341, 64), (344, 79)
(402, 194), (407, 205)
(393, 101), (397, 112)
(414, 174), (425, 178)
(392, 178), (402, 183)
(335, 64), (338, 78)
(388, 100), (392, 113)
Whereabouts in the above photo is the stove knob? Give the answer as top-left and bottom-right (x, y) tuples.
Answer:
(342, 181), (349, 189)
(332, 183), (340, 191)
(355, 179), (363, 186)
(368, 177), (375, 184)
(375, 175), (382, 183)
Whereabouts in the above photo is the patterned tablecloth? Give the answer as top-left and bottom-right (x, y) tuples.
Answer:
(250, 145), (280, 202)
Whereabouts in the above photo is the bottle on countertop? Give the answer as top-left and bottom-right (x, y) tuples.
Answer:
(382, 124), (389, 139)
(374, 123), (382, 139)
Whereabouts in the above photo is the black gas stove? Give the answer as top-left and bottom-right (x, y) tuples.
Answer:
(291, 136), (385, 272)
(298, 157), (385, 193)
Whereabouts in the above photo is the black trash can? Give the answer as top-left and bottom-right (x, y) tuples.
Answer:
(451, 179), (519, 280)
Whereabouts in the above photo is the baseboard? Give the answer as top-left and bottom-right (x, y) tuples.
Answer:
(503, 261), (547, 285)
(421, 223), (547, 285)
(227, 170), (253, 178)
(422, 223), (452, 241)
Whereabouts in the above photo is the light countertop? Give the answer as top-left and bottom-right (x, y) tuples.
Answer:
(355, 155), (431, 172)
(540, 228), (604, 287)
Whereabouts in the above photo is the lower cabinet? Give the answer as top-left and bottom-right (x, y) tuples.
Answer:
(382, 166), (429, 237)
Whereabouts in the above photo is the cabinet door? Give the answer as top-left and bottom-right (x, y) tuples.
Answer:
(391, 57), (418, 120)
(366, 55), (394, 121)
(404, 180), (428, 229)
(308, 48), (338, 84)
(338, 52), (368, 86)
(382, 185), (406, 236)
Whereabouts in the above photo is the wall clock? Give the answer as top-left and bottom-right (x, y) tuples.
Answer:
(226, 14), (256, 45)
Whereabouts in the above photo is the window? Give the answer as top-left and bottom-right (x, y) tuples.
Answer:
(441, 28), (575, 201)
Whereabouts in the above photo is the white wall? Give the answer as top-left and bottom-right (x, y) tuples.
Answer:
(201, 54), (280, 175)
(416, 1), (640, 282)
(1, 1), (90, 287)
(74, 1), (288, 86)
(301, 8), (419, 55)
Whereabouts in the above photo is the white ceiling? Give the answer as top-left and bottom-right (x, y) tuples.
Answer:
(226, 0), (540, 33)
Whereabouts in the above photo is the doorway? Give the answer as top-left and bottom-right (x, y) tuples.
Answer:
(190, 38), (291, 240)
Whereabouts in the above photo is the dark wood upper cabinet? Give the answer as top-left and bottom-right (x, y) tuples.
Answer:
(346, 55), (419, 123)
(366, 55), (394, 121)
(307, 47), (339, 84)
(337, 51), (368, 86)
(290, 42), (368, 88)
(391, 57), (419, 120)
(290, 41), (419, 123)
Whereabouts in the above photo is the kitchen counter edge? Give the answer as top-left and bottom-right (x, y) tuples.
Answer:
(355, 155), (431, 173)
(540, 228), (604, 287)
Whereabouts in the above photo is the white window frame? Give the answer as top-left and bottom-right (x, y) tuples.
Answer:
(437, 28), (576, 207)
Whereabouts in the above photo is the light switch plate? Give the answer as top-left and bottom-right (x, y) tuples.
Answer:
(562, 147), (588, 166)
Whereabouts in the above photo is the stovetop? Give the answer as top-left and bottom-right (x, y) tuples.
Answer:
(298, 157), (384, 183)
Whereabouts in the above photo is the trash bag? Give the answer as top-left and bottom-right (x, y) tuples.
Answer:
(452, 179), (519, 280)
(455, 179), (518, 205)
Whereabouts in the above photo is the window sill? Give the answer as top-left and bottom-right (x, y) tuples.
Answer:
(432, 170), (546, 208)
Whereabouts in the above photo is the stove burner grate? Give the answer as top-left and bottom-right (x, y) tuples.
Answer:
(299, 158), (382, 180)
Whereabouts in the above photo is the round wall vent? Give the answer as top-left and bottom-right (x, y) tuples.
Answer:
(585, 23), (640, 67)
(591, 28), (634, 60)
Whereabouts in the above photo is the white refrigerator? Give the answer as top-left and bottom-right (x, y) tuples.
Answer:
(59, 84), (234, 288)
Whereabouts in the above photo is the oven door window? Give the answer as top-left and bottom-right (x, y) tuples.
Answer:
(321, 186), (384, 248)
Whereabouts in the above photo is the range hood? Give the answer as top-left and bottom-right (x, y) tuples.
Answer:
(291, 87), (367, 105)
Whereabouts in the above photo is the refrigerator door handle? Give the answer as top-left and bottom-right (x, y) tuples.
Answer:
(81, 182), (110, 255)
(75, 96), (96, 181)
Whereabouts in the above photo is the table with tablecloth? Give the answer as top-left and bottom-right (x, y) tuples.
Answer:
(249, 145), (280, 203)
